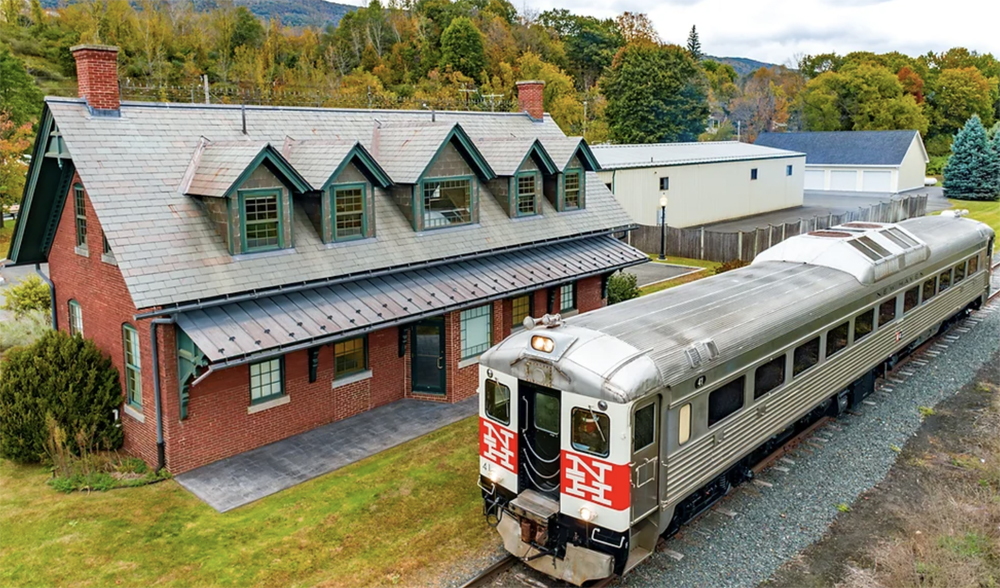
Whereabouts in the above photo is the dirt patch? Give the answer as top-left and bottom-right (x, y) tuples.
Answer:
(762, 351), (1000, 588)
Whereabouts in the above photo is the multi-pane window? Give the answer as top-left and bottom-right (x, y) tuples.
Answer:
(922, 278), (936, 303)
(334, 336), (367, 378)
(854, 308), (874, 341)
(74, 185), (87, 248)
(754, 355), (785, 400)
(904, 286), (919, 313)
(68, 300), (83, 337)
(512, 294), (532, 328)
(333, 185), (365, 240)
(559, 283), (575, 312)
(708, 376), (745, 427)
(242, 192), (281, 251)
(249, 358), (283, 404)
(563, 171), (581, 209)
(879, 298), (897, 326)
(826, 322), (849, 357)
(793, 337), (820, 377)
(423, 178), (471, 228)
(122, 324), (142, 409)
(516, 173), (538, 216)
(460, 304), (492, 359)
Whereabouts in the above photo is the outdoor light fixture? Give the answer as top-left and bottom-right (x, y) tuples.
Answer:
(579, 506), (597, 522)
(487, 469), (503, 484)
(531, 335), (555, 353)
(658, 195), (668, 261)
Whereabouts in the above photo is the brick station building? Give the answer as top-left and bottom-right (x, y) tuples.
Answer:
(8, 45), (646, 474)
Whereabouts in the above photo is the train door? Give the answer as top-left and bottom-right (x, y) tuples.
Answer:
(630, 397), (659, 524)
(518, 380), (562, 498)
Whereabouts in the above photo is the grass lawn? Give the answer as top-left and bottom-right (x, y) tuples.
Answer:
(645, 253), (722, 272)
(0, 416), (494, 588)
(939, 198), (1000, 235)
(639, 255), (721, 296)
(0, 224), (12, 260)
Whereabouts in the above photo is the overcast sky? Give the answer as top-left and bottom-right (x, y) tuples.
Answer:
(342, 0), (998, 66)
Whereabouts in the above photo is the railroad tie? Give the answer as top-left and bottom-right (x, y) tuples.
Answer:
(753, 479), (774, 488)
(663, 549), (685, 562)
(713, 507), (738, 518)
(779, 457), (796, 465)
(863, 400), (878, 406)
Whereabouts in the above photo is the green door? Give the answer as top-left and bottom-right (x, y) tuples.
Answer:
(412, 318), (446, 394)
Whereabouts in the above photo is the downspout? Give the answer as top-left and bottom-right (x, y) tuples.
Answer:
(35, 263), (57, 330)
(150, 317), (174, 472)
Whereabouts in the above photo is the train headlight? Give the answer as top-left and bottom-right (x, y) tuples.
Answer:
(530, 335), (555, 353)
(579, 506), (597, 522)
(487, 469), (503, 484)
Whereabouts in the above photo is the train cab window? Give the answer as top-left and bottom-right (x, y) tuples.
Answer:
(954, 262), (965, 284)
(633, 404), (656, 452)
(826, 322), (849, 357)
(854, 309), (874, 342)
(708, 376), (745, 428)
(484, 379), (510, 425)
(572, 408), (610, 457)
(904, 286), (919, 313)
(968, 256), (978, 274)
(939, 270), (952, 292)
(878, 298), (897, 327)
(678, 404), (691, 445)
(922, 278), (936, 303)
(754, 356), (785, 400)
(793, 338), (820, 377)
(535, 393), (560, 434)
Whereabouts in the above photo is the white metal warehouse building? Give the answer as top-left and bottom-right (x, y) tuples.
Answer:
(592, 142), (806, 228)
(754, 130), (928, 193)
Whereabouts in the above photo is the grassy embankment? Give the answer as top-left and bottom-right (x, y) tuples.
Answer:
(0, 416), (493, 588)
(942, 198), (999, 235)
(639, 254), (723, 296)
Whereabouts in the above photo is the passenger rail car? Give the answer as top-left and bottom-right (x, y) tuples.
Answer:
(476, 215), (994, 585)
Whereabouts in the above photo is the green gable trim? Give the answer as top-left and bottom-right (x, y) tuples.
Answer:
(520, 140), (559, 176)
(322, 143), (393, 191)
(225, 144), (312, 199)
(420, 124), (496, 183)
(570, 140), (601, 172)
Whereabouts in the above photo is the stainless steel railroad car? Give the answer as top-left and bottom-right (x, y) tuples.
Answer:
(476, 215), (994, 585)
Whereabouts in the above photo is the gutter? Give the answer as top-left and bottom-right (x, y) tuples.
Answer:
(149, 317), (174, 472)
(36, 263), (57, 330)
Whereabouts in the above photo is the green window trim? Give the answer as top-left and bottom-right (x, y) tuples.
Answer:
(561, 169), (584, 211)
(334, 336), (368, 378)
(73, 184), (87, 248)
(460, 304), (493, 359)
(249, 357), (285, 405)
(122, 324), (142, 410)
(238, 188), (285, 253)
(418, 175), (475, 231)
(330, 183), (368, 242)
(559, 283), (576, 312)
(68, 299), (83, 337)
(514, 171), (540, 217)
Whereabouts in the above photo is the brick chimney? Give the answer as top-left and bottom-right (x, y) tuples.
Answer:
(516, 80), (545, 121)
(70, 44), (120, 112)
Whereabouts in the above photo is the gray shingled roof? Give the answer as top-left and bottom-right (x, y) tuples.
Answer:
(48, 98), (634, 310)
(472, 137), (543, 176)
(373, 123), (458, 183)
(754, 131), (924, 166)
(539, 135), (585, 169)
(282, 139), (355, 188)
(177, 235), (645, 365)
(185, 140), (270, 197)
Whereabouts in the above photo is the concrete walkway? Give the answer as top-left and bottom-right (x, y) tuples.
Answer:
(176, 397), (478, 512)
(627, 261), (702, 287)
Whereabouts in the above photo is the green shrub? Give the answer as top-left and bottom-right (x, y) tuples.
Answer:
(607, 271), (640, 305)
(0, 309), (50, 354)
(0, 329), (123, 463)
(926, 155), (949, 177)
(714, 258), (750, 274)
(1, 275), (51, 318)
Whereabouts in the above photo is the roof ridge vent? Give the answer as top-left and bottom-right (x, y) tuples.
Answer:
(684, 339), (719, 368)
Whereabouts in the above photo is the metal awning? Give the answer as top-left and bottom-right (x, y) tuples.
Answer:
(176, 235), (646, 367)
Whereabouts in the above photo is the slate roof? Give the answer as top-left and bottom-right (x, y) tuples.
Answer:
(281, 139), (356, 188)
(591, 141), (803, 170)
(542, 136), (587, 169)
(44, 98), (636, 310)
(178, 234), (646, 365)
(373, 123), (462, 183)
(186, 140), (270, 197)
(754, 131), (925, 166)
(472, 137), (550, 176)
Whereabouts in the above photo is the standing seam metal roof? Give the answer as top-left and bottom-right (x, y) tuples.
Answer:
(591, 141), (804, 169)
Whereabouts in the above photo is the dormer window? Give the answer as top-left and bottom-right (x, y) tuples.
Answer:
(331, 183), (367, 241)
(563, 170), (582, 210)
(422, 178), (472, 229)
(516, 172), (539, 216)
(240, 189), (283, 252)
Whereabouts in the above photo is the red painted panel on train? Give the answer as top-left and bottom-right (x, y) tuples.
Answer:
(560, 450), (630, 511)
(480, 417), (518, 474)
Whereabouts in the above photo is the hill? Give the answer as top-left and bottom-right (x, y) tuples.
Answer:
(39, 0), (357, 29)
(707, 55), (782, 77)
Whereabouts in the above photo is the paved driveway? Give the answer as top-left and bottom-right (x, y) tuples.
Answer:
(625, 262), (702, 287)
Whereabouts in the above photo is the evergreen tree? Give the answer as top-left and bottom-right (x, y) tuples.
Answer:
(440, 17), (486, 80)
(686, 25), (702, 62)
(943, 114), (1000, 201)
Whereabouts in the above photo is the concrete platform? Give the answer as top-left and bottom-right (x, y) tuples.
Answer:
(175, 397), (478, 512)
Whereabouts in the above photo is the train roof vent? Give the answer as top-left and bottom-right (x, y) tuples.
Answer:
(684, 339), (719, 368)
(842, 222), (886, 229)
(808, 230), (853, 238)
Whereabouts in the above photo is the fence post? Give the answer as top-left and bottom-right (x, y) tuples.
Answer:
(700, 226), (705, 260)
(737, 231), (743, 261)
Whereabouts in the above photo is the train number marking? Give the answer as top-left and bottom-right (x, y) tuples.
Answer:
(480, 418), (517, 473)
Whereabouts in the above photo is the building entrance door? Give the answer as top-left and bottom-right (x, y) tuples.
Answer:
(412, 318), (445, 395)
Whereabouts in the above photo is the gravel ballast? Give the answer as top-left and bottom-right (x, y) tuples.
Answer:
(622, 297), (1000, 588)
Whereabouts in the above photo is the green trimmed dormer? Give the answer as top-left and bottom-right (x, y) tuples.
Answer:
(540, 137), (601, 212)
(183, 140), (311, 256)
(476, 138), (558, 219)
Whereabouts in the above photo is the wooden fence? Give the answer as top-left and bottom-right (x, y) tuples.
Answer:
(630, 194), (928, 262)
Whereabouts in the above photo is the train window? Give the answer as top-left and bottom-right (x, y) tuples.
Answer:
(572, 408), (610, 457)
(754, 356), (785, 400)
(854, 309), (874, 341)
(826, 322), (849, 357)
(939, 270), (952, 292)
(904, 286), (919, 313)
(968, 255), (978, 274)
(954, 262), (965, 283)
(793, 338), (820, 377)
(708, 376), (745, 428)
(535, 393), (560, 434)
(678, 404), (691, 445)
(633, 404), (656, 452)
(878, 298), (897, 326)
(922, 278), (936, 303)
(484, 379), (510, 425)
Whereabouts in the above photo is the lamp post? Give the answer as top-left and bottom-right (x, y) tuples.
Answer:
(658, 195), (668, 261)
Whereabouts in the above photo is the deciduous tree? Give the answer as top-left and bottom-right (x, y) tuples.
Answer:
(0, 113), (32, 228)
(929, 67), (997, 137)
(0, 48), (43, 128)
(799, 63), (927, 134)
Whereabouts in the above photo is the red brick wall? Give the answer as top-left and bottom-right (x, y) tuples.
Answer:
(576, 275), (606, 313)
(71, 45), (119, 111)
(516, 81), (545, 120)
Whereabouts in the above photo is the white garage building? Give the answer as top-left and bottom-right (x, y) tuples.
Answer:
(592, 142), (805, 228)
(754, 130), (928, 193)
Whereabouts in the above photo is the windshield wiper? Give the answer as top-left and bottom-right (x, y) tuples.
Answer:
(588, 406), (606, 443)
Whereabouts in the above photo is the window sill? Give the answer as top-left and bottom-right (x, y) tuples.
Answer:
(458, 356), (481, 369)
(332, 369), (373, 389)
(247, 394), (290, 414)
(74, 245), (89, 257)
(124, 404), (145, 423)
(101, 253), (117, 265)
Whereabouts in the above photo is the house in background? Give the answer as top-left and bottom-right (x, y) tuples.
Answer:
(592, 141), (805, 229)
(7, 45), (645, 474)
(754, 130), (928, 193)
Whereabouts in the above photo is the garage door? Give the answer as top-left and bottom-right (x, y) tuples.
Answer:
(862, 170), (892, 192)
(830, 170), (858, 191)
(804, 169), (825, 190)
